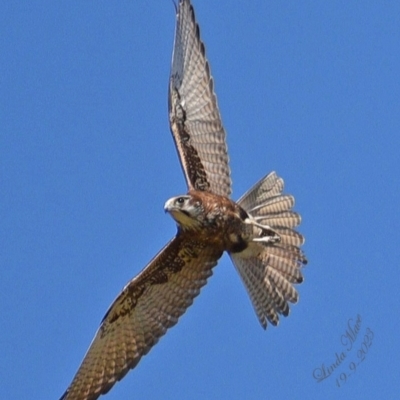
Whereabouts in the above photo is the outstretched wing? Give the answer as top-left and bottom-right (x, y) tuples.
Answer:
(230, 172), (307, 329)
(169, 0), (231, 197)
(60, 235), (222, 400)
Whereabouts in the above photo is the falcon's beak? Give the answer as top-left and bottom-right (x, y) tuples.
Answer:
(164, 197), (185, 216)
(164, 198), (175, 213)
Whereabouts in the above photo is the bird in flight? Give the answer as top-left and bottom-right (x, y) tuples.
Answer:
(60, 1), (307, 399)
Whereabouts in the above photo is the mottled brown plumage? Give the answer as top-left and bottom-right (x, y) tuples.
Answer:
(60, 1), (307, 399)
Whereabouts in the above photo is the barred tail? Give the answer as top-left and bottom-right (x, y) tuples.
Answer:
(229, 172), (307, 329)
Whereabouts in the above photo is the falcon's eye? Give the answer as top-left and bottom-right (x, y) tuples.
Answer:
(176, 197), (185, 205)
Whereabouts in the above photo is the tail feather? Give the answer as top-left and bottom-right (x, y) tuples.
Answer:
(268, 268), (299, 303)
(254, 210), (301, 229)
(273, 227), (304, 247)
(237, 171), (284, 209)
(250, 195), (295, 216)
(233, 254), (278, 328)
(264, 252), (303, 284)
(229, 172), (307, 329)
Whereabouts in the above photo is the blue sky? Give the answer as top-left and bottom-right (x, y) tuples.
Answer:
(1, 1), (399, 399)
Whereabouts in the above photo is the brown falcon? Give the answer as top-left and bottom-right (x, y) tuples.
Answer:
(60, 1), (307, 399)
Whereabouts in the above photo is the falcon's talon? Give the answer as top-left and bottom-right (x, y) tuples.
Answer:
(253, 235), (281, 244)
(244, 218), (281, 241)
(244, 218), (272, 230)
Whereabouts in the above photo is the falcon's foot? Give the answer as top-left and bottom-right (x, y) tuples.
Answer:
(244, 218), (281, 244)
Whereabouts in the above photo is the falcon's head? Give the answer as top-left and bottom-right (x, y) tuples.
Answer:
(164, 194), (204, 230)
